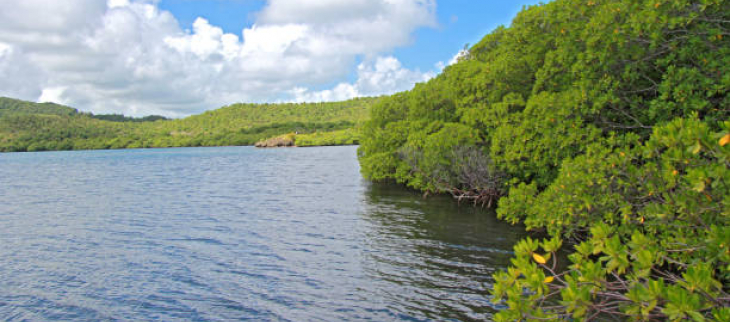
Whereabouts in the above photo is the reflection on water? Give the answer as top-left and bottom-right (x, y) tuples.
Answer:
(361, 183), (527, 321)
(0, 146), (527, 321)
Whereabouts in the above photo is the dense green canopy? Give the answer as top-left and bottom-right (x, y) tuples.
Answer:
(357, 0), (729, 320)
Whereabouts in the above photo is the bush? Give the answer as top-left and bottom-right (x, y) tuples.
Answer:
(492, 118), (730, 321)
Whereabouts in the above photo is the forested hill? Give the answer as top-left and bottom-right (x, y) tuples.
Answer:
(0, 97), (376, 152)
(357, 0), (729, 320)
(0, 97), (168, 122)
(0, 97), (78, 117)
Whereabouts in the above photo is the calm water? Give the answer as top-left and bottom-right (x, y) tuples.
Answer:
(0, 146), (527, 321)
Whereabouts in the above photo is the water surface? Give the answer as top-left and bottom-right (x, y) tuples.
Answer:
(0, 146), (526, 321)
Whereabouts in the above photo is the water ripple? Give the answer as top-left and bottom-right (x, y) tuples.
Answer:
(0, 147), (526, 321)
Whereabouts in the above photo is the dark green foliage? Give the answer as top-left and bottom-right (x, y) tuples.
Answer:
(357, 0), (729, 320)
(89, 114), (168, 122)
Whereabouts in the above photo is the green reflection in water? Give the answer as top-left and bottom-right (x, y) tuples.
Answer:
(360, 182), (529, 321)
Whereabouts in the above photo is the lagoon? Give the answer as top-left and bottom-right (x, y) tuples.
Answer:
(0, 146), (526, 321)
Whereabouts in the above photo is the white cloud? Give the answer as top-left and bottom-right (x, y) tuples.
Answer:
(292, 56), (435, 103)
(356, 56), (435, 95)
(38, 87), (67, 104)
(107, 0), (130, 9)
(257, 0), (436, 55)
(0, 0), (440, 117)
(258, 0), (384, 24)
(0, 42), (10, 57)
(0, 43), (46, 100)
(165, 17), (241, 60)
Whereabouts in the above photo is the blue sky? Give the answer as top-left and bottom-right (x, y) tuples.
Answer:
(0, 0), (545, 116)
(160, 0), (543, 72)
(394, 0), (542, 71)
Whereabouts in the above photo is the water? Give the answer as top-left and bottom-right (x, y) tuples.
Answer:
(0, 146), (527, 321)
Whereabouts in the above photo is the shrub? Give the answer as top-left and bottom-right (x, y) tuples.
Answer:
(492, 118), (730, 321)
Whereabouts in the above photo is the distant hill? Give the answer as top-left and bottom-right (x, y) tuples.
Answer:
(0, 97), (78, 117)
(0, 96), (377, 152)
(0, 97), (170, 122)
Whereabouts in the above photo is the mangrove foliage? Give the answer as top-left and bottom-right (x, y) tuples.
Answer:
(357, 0), (729, 320)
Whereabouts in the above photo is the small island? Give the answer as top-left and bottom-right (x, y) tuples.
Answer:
(254, 133), (295, 148)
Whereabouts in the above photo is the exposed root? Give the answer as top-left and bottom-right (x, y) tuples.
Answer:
(448, 187), (502, 208)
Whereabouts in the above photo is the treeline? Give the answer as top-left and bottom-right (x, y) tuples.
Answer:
(87, 113), (168, 122)
(295, 128), (360, 147)
(0, 97), (376, 152)
(357, 0), (729, 321)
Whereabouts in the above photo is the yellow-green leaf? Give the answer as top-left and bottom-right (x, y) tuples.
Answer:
(533, 253), (547, 264)
(693, 180), (706, 192)
(691, 141), (701, 154)
(720, 134), (730, 147)
(544, 276), (555, 283)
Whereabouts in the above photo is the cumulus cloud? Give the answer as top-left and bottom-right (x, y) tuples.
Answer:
(0, 42), (47, 101)
(165, 17), (242, 60)
(291, 56), (435, 102)
(257, 0), (436, 55)
(38, 87), (67, 104)
(0, 0), (439, 117)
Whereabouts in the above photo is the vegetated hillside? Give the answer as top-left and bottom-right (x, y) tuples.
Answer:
(0, 97), (377, 152)
(0, 97), (78, 117)
(357, 0), (729, 320)
(182, 98), (372, 128)
(0, 97), (168, 122)
(158, 98), (374, 146)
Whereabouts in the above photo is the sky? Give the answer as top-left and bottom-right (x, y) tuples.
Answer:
(0, 0), (542, 117)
